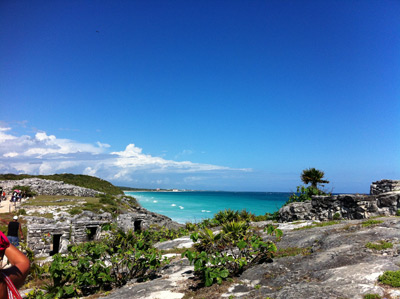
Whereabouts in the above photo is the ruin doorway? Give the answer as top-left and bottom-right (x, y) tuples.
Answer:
(50, 234), (61, 256)
(134, 220), (142, 232)
(87, 227), (98, 241)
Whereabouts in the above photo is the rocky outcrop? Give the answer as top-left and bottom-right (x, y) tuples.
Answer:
(279, 179), (400, 222)
(0, 178), (101, 197)
(100, 217), (400, 299)
(370, 179), (400, 195)
(223, 217), (400, 299)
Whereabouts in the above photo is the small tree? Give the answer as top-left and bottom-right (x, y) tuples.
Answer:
(300, 168), (329, 190)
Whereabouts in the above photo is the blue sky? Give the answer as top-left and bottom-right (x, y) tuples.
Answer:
(0, 0), (399, 193)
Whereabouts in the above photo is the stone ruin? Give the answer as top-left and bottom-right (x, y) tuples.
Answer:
(26, 211), (112, 258)
(0, 178), (101, 197)
(26, 208), (183, 257)
(279, 179), (400, 222)
(117, 206), (183, 232)
(370, 179), (400, 195)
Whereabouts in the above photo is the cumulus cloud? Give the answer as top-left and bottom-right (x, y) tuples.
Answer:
(0, 127), (251, 187)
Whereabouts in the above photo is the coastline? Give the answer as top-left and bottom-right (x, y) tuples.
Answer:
(125, 190), (289, 224)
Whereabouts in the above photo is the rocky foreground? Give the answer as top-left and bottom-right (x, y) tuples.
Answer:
(101, 217), (400, 299)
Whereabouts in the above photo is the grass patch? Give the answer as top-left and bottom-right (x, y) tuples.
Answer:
(68, 207), (83, 215)
(378, 270), (400, 287)
(363, 294), (381, 299)
(366, 240), (393, 250)
(22, 195), (92, 207)
(362, 219), (383, 227)
(294, 220), (341, 230)
(275, 246), (312, 258)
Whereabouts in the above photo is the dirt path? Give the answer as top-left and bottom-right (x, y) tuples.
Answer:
(0, 195), (21, 214)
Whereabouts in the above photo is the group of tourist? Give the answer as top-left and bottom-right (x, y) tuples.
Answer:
(0, 187), (26, 203)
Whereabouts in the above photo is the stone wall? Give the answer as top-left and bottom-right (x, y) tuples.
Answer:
(279, 179), (400, 222)
(0, 178), (101, 197)
(27, 211), (112, 257)
(26, 207), (183, 257)
(117, 207), (184, 232)
(370, 179), (400, 195)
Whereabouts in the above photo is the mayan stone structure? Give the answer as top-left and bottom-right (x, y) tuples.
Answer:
(26, 211), (112, 257)
(279, 179), (400, 222)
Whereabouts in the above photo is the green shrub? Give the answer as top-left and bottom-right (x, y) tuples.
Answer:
(333, 212), (341, 220)
(183, 221), (282, 287)
(27, 227), (167, 298)
(366, 240), (393, 250)
(285, 185), (326, 206)
(378, 270), (400, 287)
(396, 209), (400, 216)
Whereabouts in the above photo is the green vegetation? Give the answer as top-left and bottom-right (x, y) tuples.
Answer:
(365, 240), (393, 250)
(189, 209), (279, 231)
(26, 225), (193, 298)
(182, 222), (282, 287)
(300, 167), (329, 189)
(21, 193), (139, 218)
(378, 270), (400, 287)
(285, 185), (327, 205)
(363, 294), (382, 299)
(0, 173), (123, 195)
(283, 168), (331, 206)
(361, 219), (383, 227)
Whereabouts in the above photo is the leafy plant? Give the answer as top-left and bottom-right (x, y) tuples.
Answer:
(378, 270), (400, 287)
(183, 221), (281, 287)
(28, 226), (167, 298)
(285, 185), (326, 206)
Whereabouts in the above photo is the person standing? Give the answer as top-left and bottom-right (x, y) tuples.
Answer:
(0, 217), (23, 247)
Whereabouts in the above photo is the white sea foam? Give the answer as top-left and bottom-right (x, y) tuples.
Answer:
(171, 204), (176, 207)
(153, 200), (158, 203)
(179, 206), (184, 209)
(201, 210), (211, 213)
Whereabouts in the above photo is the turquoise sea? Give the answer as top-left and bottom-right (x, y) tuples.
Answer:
(124, 191), (290, 224)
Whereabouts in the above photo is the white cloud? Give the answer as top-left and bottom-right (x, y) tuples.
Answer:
(96, 142), (111, 148)
(0, 127), (252, 187)
(3, 152), (19, 158)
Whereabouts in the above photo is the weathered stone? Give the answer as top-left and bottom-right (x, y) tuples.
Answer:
(279, 180), (400, 222)
(371, 179), (400, 195)
(0, 178), (101, 197)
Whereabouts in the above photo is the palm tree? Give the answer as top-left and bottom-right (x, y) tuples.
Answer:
(301, 168), (329, 189)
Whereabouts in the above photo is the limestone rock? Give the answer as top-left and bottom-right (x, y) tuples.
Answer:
(0, 178), (101, 197)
